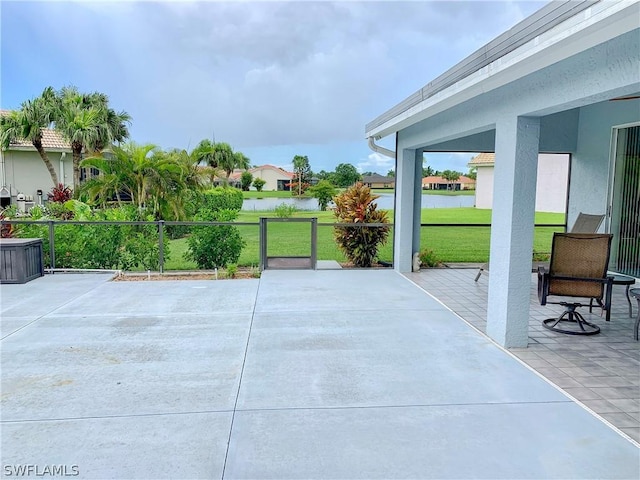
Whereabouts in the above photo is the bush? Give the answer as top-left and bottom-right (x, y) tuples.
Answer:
(226, 263), (238, 279)
(252, 177), (266, 192)
(48, 183), (73, 203)
(419, 248), (442, 267)
(309, 180), (336, 211)
(274, 203), (297, 218)
(201, 187), (243, 213)
(10, 204), (170, 271)
(185, 209), (245, 269)
(240, 171), (253, 191)
(333, 182), (390, 267)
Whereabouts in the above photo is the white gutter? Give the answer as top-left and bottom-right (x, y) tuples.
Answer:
(60, 152), (66, 187)
(367, 136), (395, 159)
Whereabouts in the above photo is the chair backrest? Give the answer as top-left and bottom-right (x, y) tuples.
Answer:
(570, 213), (605, 233)
(548, 233), (613, 298)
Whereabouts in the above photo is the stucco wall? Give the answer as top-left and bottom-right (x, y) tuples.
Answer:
(2, 150), (73, 202)
(570, 100), (640, 230)
(475, 166), (493, 209)
(252, 167), (291, 191)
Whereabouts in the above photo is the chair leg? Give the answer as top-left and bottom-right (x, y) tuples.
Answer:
(542, 304), (600, 336)
(474, 268), (483, 282)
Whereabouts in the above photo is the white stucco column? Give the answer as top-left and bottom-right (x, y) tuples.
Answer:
(394, 148), (422, 272)
(486, 116), (540, 348)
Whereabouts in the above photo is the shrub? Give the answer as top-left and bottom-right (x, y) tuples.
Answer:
(274, 203), (297, 218)
(252, 177), (266, 192)
(201, 187), (243, 213)
(333, 182), (390, 267)
(226, 263), (238, 279)
(48, 183), (73, 203)
(185, 209), (245, 269)
(309, 180), (336, 211)
(419, 248), (442, 267)
(240, 171), (253, 191)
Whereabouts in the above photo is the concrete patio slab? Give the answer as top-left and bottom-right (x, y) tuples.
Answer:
(1, 270), (638, 479)
(226, 403), (637, 479)
(2, 412), (232, 479)
(238, 309), (567, 409)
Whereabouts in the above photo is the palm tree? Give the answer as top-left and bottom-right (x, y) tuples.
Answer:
(0, 87), (59, 186)
(54, 87), (130, 191)
(211, 142), (235, 185)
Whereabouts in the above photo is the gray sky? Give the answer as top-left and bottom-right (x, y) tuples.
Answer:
(2, 0), (548, 173)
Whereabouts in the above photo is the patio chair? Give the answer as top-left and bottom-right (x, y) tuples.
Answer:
(474, 212), (605, 282)
(537, 233), (613, 335)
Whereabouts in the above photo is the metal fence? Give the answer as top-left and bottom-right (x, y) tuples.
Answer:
(1, 219), (566, 272)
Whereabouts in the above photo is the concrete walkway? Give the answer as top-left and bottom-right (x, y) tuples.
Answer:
(1, 271), (638, 479)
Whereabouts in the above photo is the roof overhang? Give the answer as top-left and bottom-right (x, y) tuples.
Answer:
(365, 0), (639, 140)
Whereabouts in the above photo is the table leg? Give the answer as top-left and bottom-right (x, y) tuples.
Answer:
(626, 284), (632, 318)
(635, 298), (640, 341)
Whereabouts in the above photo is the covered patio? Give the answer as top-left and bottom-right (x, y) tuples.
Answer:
(367, 0), (640, 348)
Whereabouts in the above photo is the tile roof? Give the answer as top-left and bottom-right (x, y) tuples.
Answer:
(362, 173), (395, 183)
(422, 175), (475, 184)
(0, 109), (71, 151)
(467, 153), (495, 166)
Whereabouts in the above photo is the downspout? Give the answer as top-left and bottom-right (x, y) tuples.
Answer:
(59, 152), (66, 187)
(0, 148), (9, 207)
(367, 136), (395, 158)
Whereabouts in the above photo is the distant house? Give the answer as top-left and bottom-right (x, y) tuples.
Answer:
(469, 153), (569, 213)
(362, 173), (395, 189)
(422, 175), (475, 191)
(0, 110), (74, 207)
(226, 165), (295, 191)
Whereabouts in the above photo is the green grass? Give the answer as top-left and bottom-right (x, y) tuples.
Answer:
(164, 208), (565, 270)
(242, 190), (307, 199)
(370, 188), (475, 196)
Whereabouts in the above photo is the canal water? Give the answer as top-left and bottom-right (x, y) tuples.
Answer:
(242, 193), (475, 211)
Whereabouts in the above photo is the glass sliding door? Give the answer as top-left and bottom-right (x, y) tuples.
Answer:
(609, 125), (640, 277)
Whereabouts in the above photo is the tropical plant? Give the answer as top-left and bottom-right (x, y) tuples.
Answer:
(419, 248), (442, 267)
(333, 182), (390, 267)
(201, 187), (243, 212)
(54, 86), (130, 191)
(309, 180), (336, 211)
(49, 183), (73, 203)
(292, 155), (311, 196)
(0, 87), (59, 186)
(240, 171), (253, 191)
(252, 177), (266, 192)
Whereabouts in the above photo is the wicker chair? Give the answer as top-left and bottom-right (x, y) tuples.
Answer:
(537, 233), (613, 335)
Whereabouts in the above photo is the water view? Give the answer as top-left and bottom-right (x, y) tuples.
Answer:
(242, 193), (476, 211)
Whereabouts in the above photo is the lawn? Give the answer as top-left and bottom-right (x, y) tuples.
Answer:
(164, 208), (565, 270)
(243, 190), (305, 199)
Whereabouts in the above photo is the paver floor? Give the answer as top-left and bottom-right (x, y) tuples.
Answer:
(1, 271), (638, 479)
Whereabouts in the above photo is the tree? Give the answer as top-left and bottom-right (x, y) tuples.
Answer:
(423, 165), (435, 177)
(333, 163), (361, 187)
(252, 177), (266, 192)
(441, 170), (461, 190)
(232, 151), (251, 180)
(387, 169), (395, 177)
(240, 171), (253, 191)
(80, 142), (190, 219)
(467, 167), (477, 181)
(54, 86), (130, 191)
(0, 87), (59, 186)
(292, 155), (311, 196)
(309, 180), (336, 211)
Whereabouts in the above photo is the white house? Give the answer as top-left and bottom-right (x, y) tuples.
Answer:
(469, 152), (569, 212)
(366, 0), (639, 347)
(228, 165), (295, 191)
(0, 114), (73, 207)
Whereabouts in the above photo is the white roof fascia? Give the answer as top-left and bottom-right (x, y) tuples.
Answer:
(366, 1), (639, 139)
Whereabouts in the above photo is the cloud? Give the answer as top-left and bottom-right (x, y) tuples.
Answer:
(357, 152), (394, 174)
(2, 0), (549, 159)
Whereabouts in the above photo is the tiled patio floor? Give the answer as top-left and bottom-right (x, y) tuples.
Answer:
(406, 267), (640, 443)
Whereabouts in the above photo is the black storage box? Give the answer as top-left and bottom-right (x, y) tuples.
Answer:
(0, 238), (44, 284)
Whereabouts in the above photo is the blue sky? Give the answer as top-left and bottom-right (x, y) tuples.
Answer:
(1, 0), (546, 174)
